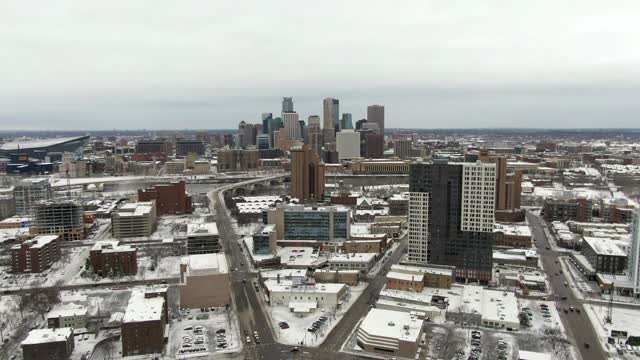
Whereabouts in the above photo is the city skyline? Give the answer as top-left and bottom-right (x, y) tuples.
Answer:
(2, 1), (640, 130)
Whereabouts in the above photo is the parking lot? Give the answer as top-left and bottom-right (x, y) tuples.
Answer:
(169, 307), (241, 358)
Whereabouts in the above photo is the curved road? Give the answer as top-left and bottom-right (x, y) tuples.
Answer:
(208, 175), (407, 360)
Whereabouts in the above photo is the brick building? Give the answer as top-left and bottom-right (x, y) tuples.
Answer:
(11, 235), (61, 273)
(138, 181), (192, 215)
(121, 291), (167, 357)
(21, 328), (74, 360)
(385, 264), (453, 290)
(543, 198), (592, 223)
(90, 240), (138, 276)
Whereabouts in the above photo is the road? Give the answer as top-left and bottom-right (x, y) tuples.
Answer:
(208, 176), (406, 360)
(527, 212), (605, 360)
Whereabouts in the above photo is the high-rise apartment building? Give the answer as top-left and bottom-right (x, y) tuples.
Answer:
(367, 105), (385, 135)
(14, 178), (52, 215)
(282, 97), (294, 113)
(323, 98), (340, 142)
(408, 160), (496, 283)
(630, 210), (640, 296)
(394, 139), (412, 160)
(283, 112), (301, 140)
(493, 157), (522, 211)
(290, 144), (325, 202)
(336, 130), (361, 160)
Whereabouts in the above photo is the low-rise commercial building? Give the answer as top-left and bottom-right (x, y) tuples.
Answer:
(121, 291), (167, 357)
(356, 308), (424, 358)
(314, 269), (359, 286)
(89, 240), (137, 276)
(22, 328), (74, 360)
(111, 202), (157, 238)
(179, 253), (231, 308)
(343, 236), (387, 254)
(387, 264), (453, 289)
(327, 253), (377, 273)
(47, 306), (88, 329)
(265, 280), (347, 311)
(11, 235), (61, 273)
(493, 223), (532, 248)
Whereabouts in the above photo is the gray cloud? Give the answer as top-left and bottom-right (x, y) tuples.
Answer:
(1, 0), (640, 130)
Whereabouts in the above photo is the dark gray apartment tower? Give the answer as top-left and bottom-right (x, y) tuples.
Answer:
(408, 160), (496, 283)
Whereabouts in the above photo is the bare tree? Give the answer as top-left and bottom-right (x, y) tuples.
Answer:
(539, 326), (571, 360)
(16, 294), (31, 319)
(30, 288), (61, 321)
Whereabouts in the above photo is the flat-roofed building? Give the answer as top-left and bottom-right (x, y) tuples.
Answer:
(179, 253), (231, 308)
(90, 240), (137, 276)
(252, 224), (277, 255)
(47, 306), (88, 329)
(356, 308), (424, 358)
(30, 199), (84, 241)
(21, 327), (74, 360)
(138, 180), (192, 215)
(111, 202), (157, 238)
(350, 159), (410, 174)
(328, 252), (377, 273)
(11, 235), (61, 273)
(183, 223), (220, 254)
(582, 236), (628, 274)
(493, 223), (532, 248)
(387, 264), (453, 289)
(121, 290), (166, 357)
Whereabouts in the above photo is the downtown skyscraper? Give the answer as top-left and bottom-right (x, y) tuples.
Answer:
(367, 105), (385, 135)
(282, 97), (294, 113)
(408, 159), (496, 283)
(322, 97), (339, 144)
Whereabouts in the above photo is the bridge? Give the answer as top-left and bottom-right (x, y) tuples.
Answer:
(219, 172), (290, 197)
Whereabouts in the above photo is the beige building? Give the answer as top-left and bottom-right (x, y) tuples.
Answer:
(349, 159), (410, 175)
(357, 308), (424, 358)
(179, 253), (231, 308)
(111, 201), (157, 238)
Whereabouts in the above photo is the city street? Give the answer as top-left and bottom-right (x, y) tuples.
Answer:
(527, 212), (605, 360)
(208, 177), (407, 360)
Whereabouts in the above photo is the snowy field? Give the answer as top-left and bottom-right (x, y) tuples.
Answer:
(269, 283), (368, 347)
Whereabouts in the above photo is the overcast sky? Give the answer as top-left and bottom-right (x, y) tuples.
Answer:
(1, 0), (639, 130)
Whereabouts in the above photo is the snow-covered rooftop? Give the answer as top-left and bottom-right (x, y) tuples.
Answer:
(358, 308), (423, 342)
(494, 223), (532, 237)
(480, 289), (519, 326)
(583, 236), (627, 257)
(116, 201), (154, 216)
(328, 252), (377, 263)
(47, 306), (88, 319)
(0, 136), (88, 151)
(123, 291), (165, 323)
(22, 327), (73, 345)
(182, 253), (228, 274)
(11, 235), (58, 250)
(387, 271), (424, 282)
(187, 222), (218, 236)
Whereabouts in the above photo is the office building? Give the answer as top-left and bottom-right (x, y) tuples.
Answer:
(493, 157), (522, 211)
(265, 204), (350, 241)
(90, 240), (138, 276)
(356, 308), (424, 358)
(175, 140), (205, 157)
(283, 111), (302, 140)
(135, 140), (171, 154)
(394, 139), (412, 160)
(238, 121), (256, 148)
(267, 117), (283, 146)
(22, 328), (75, 360)
(138, 180), (192, 215)
(30, 200), (84, 241)
(308, 115), (322, 155)
(365, 133), (384, 159)
(290, 144), (325, 202)
(282, 97), (294, 113)
(341, 113), (353, 129)
(111, 202), (157, 238)
(350, 159), (410, 175)
(328, 253), (377, 272)
(121, 291), (167, 357)
(257, 134), (270, 150)
(217, 148), (259, 172)
(323, 97), (340, 142)
(264, 280), (347, 309)
(252, 224), (277, 255)
(11, 235), (61, 273)
(183, 223), (221, 254)
(14, 178), (52, 215)
(336, 130), (361, 160)
(355, 119), (367, 130)
(408, 160), (496, 283)
(367, 105), (385, 134)
(179, 253), (231, 308)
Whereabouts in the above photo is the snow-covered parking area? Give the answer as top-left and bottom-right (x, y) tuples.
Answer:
(269, 283), (368, 347)
(168, 308), (241, 358)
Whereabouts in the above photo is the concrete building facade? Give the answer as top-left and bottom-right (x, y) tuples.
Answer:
(179, 253), (231, 308)
(111, 201), (157, 238)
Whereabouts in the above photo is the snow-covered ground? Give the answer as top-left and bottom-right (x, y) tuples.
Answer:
(585, 303), (640, 359)
(67, 255), (182, 286)
(268, 282), (368, 347)
(168, 308), (242, 358)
